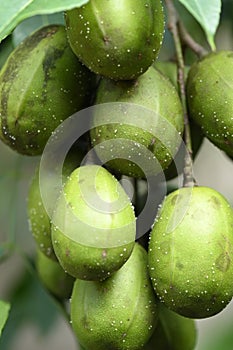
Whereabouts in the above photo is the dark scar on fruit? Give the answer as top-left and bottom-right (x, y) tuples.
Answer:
(42, 46), (65, 101)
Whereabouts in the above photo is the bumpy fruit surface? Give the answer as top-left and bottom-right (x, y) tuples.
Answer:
(0, 25), (95, 155)
(148, 186), (233, 318)
(70, 243), (158, 350)
(51, 165), (136, 280)
(143, 304), (196, 350)
(187, 51), (233, 157)
(36, 249), (74, 300)
(65, 0), (164, 80)
(90, 67), (184, 178)
(28, 147), (83, 260)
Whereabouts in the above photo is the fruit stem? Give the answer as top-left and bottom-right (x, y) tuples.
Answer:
(164, 0), (196, 188)
(178, 22), (208, 58)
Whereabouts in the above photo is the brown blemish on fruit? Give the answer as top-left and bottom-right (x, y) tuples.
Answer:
(171, 194), (178, 206)
(103, 36), (110, 45)
(176, 262), (184, 270)
(102, 249), (107, 258)
(215, 252), (231, 272)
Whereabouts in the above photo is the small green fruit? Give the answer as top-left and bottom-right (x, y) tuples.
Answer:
(36, 249), (74, 300)
(187, 51), (233, 157)
(28, 148), (83, 260)
(143, 304), (196, 350)
(91, 67), (184, 178)
(51, 165), (136, 280)
(65, 0), (164, 80)
(70, 243), (158, 350)
(0, 25), (95, 155)
(148, 186), (233, 318)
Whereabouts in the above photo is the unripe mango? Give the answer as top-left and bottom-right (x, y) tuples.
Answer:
(90, 67), (184, 179)
(0, 25), (95, 155)
(143, 303), (196, 350)
(51, 165), (136, 280)
(65, 0), (164, 80)
(36, 249), (74, 300)
(186, 51), (233, 157)
(70, 243), (158, 350)
(148, 186), (233, 318)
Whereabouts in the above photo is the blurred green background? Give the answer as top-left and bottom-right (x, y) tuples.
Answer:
(0, 1), (233, 349)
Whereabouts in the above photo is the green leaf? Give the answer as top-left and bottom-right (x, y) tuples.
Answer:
(0, 301), (10, 337)
(12, 13), (65, 47)
(0, 0), (34, 42)
(0, 0), (89, 42)
(178, 0), (222, 50)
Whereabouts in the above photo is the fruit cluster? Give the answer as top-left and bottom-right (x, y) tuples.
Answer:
(0, 1), (233, 349)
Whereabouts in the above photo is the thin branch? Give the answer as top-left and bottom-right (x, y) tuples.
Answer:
(178, 22), (208, 58)
(164, 0), (196, 188)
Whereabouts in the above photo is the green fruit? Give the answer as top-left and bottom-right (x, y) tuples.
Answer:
(148, 186), (233, 318)
(90, 67), (184, 178)
(143, 304), (196, 350)
(0, 25), (95, 155)
(70, 243), (158, 350)
(152, 61), (203, 180)
(28, 147), (84, 260)
(36, 249), (74, 300)
(186, 51), (233, 157)
(65, 0), (164, 80)
(51, 165), (136, 280)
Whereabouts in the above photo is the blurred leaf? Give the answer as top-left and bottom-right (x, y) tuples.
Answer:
(178, 0), (222, 50)
(0, 0), (33, 42)
(12, 13), (65, 47)
(0, 260), (62, 350)
(0, 300), (10, 337)
(0, 0), (89, 42)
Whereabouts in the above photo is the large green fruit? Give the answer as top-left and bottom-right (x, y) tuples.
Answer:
(65, 0), (164, 80)
(90, 67), (184, 178)
(148, 186), (233, 318)
(70, 243), (158, 350)
(143, 304), (196, 350)
(28, 147), (83, 260)
(186, 51), (233, 157)
(0, 25), (95, 155)
(51, 165), (136, 280)
(36, 249), (74, 300)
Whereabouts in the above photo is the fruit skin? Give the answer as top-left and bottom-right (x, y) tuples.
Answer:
(143, 303), (196, 350)
(65, 0), (164, 80)
(0, 25), (95, 155)
(51, 165), (136, 281)
(186, 50), (233, 157)
(148, 186), (233, 318)
(90, 66), (184, 178)
(70, 243), (158, 350)
(28, 147), (83, 261)
(36, 249), (74, 300)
